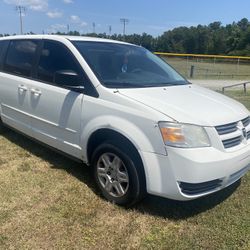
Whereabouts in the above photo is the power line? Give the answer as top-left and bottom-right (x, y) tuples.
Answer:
(16, 5), (26, 35)
(120, 18), (129, 39)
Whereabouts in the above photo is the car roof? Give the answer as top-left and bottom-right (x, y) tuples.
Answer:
(0, 34), (132, 45)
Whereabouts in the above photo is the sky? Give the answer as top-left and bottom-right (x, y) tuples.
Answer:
(1, 0), (250, 36)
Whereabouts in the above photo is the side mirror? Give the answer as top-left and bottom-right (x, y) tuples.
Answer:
(54, 70), (84, 92)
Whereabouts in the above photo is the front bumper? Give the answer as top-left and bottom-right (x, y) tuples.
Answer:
(140, 143), (250, 200)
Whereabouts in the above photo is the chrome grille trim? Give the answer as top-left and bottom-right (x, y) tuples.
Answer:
(242, 116), (250, 127)
(215, 122), (237, 135)
(215, 116), (250, 149)
(222, 136), (242, 149)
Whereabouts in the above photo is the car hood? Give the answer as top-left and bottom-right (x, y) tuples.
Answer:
(118, 84), (250, 126)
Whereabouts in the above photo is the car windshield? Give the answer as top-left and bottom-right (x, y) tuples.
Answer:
(72, 41), (188, 88)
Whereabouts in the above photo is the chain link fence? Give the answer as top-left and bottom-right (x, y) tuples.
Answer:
(156, 53), (250, 80)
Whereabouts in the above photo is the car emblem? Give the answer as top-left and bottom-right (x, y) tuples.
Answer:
(237, 121), (247, 139)
(242, 128), (247, 139)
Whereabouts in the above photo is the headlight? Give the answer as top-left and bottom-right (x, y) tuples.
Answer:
(159, 122), (210, 148)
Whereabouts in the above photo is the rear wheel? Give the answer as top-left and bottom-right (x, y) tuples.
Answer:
(91, 142), (146, 206)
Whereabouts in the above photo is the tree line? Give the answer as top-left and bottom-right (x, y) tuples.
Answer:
(1, 18), (250, 56)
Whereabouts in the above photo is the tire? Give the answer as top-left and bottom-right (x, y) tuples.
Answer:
(0, 116), (4, 133)
(91, 142), (146, 206)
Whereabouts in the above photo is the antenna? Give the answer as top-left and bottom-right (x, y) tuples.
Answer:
(16, 5), (26, 35)
(120, 18), (129, 39)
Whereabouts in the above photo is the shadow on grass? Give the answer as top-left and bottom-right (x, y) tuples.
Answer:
(0, 123), (97, 192)
(134, 180), (240, 220)
(0, 123), (241, 220)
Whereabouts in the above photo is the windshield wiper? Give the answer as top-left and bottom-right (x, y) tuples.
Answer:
(103, 80), (190, 88)
(104, 82), (148, 88)
(156, 80), (189, 86)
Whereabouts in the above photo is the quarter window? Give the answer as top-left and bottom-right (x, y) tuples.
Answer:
(3, 40), (38, 77)
(37, 41), (81, 85)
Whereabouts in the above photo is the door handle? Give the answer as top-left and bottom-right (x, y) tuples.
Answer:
(18, 85), (28, 92)
(31, 88), (42, 96)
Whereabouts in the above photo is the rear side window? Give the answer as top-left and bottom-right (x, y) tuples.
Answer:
(3, 40), (38, 77)
(0, 41), (7, 69)
(0, 41), (4, 61)
(37, 40), (81, 84)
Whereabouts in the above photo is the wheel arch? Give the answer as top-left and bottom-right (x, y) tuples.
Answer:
(81, 115), (160, 163)
(87, 128), (147, 200)
(87, 128), (142, 166)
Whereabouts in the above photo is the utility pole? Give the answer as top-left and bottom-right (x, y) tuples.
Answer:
(120, 18), (129, 39)
(67, 24), (70, 34)
(108, 25), (112, 37)
(16, 5), (26, 35)
(92, 22), (96, 33)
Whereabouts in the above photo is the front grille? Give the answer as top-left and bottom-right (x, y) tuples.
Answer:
(179, 179), (223, 195)
(215, 116), (250, 149)
(222, 136), (242, 148)
(242, 116), (250, 127)
(215, 122), (237, 135)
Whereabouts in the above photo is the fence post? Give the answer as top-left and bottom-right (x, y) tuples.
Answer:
(190, 65), (195, 78)
(237, 58), (240, 75)
(243, 83), (246, 94)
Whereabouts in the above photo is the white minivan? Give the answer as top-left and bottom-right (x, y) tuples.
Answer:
(0, 35), (249, 206)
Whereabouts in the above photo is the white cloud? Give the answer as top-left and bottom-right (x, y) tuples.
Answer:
(70, 15), (81, 23)
(63, 0), (73, 3)
(70, 15), (87, 28)
(51, 24), (67, 29)
(4, 0), (48, 11)
(80, 22), (87, 27)
(47, 23), (67, 33)
(47, 10), (63, 18)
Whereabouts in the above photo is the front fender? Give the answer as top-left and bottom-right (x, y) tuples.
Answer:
(81, 115), (165, 161)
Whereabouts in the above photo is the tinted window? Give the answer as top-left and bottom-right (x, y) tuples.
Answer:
(0, 41), (4, 64)
(37, 41), (81, 84)
(0, 41), (4, 68)
(73, 41), (188, 88)
(4, 40), (38, 77)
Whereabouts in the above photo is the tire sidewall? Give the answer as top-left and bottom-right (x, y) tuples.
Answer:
(92, 143), (141, 206)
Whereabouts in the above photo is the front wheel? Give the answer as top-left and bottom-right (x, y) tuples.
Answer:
(0, 117), (5, 133)
(91, 143), (146, 206)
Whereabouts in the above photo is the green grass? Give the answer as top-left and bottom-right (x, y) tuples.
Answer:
(0, 92), (249, 249)
(163, 56), (250, 80)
